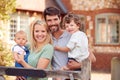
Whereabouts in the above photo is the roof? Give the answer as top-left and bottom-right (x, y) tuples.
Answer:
(16, 0), (67, 13)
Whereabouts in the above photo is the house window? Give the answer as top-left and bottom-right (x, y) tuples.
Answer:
(10, 19), (17, 40)
(95, 13), (120, 44)
(9, 13), (30, 41)
(79, 15), (86, 32)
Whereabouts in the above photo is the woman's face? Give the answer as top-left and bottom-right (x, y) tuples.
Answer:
(34, 24), (47, 43)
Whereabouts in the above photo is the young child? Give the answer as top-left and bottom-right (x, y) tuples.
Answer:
(12, 30), (29, 68)
(54, 13), (90, 70)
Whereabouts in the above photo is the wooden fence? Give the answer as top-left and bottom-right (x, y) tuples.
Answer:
(0, 59), (91, 80)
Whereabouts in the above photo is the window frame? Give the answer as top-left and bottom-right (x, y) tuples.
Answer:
(95, 13), (120, 45)
(8, 13), (30, 44)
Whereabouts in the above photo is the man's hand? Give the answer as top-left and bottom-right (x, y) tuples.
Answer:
(67, 60), (81, 70)
(88, 49), (96, 63)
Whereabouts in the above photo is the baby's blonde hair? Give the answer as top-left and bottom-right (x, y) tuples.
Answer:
(15, 30), (27, 38)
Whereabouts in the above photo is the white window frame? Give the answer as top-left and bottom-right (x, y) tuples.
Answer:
(8, 13), (30, 44)
(95, 13), (120, 45)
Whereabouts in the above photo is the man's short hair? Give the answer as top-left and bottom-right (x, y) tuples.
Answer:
(43, 7), (61, 20)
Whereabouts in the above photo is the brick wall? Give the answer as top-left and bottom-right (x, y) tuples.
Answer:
(92, 53), (120, 72)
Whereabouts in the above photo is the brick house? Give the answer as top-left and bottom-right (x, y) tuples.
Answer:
(62, 0), (120, 72)
(1, 0), (120, 72)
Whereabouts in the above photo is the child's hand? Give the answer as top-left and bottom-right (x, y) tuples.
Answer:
(61, 66), (69, 70)
(54, 46), (60, 50)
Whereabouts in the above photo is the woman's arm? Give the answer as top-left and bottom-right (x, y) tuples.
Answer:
(16, 53), (50, 69)
(37, 58), (50, 69)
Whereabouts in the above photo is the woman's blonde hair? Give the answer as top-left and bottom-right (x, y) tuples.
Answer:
(29, 19), (52, 53)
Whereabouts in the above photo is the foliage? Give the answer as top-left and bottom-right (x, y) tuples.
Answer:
(0, 40), (14, 66)
(0, 0), (16, 20)
(0, 0), (16, 67)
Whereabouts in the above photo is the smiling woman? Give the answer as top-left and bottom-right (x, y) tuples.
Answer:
(30, 19), (53, 52)
(14, 19), (54, 80)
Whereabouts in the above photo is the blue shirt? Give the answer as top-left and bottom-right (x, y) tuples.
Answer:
(52, 31), (71, 70)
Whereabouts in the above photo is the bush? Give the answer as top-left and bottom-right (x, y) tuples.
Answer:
(0, 40), (14, 66)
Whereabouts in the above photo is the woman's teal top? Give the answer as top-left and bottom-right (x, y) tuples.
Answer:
(27, 44), (53, 80)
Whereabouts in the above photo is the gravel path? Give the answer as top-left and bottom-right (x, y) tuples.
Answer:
(91, 71), (111, 80)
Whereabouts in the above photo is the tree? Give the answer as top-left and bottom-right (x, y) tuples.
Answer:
(0, 0), (16, 20)
(0, 0), (16, 67)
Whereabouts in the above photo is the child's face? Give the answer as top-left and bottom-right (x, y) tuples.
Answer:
(33, 24), (47, 43)
(65, 20), (79, 34)
(14, 34), (27, 46)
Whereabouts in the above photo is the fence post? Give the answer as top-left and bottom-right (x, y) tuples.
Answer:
(111, 57), (120, 80)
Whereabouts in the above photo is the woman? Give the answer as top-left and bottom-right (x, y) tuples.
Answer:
(15, 19), (54, 80)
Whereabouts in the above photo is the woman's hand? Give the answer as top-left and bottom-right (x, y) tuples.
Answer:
(14, 52), (25, 64)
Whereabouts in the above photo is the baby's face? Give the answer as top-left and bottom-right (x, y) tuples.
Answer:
(14, 34), (27, 46)
(65, 20), (79, 34)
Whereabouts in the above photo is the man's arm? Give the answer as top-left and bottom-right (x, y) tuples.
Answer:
(67, 59), (82, 70)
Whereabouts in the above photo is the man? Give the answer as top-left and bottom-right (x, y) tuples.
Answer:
(43, 7), (81, 71)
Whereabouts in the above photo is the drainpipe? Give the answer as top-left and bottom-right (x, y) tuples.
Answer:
(54, 0), (68, 14)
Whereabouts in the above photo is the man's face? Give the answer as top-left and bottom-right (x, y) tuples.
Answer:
(45, 15), (61, 33)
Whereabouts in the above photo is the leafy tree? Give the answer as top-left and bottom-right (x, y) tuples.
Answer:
(0, 0), (16, 20)
(0, 0), (16, 66)
(0, 40), (14, 66)
(0, 1), (15, 79)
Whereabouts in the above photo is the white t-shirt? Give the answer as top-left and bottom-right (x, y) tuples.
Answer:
(12, 45), (26, 55)
(67, 31), (89, 62)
